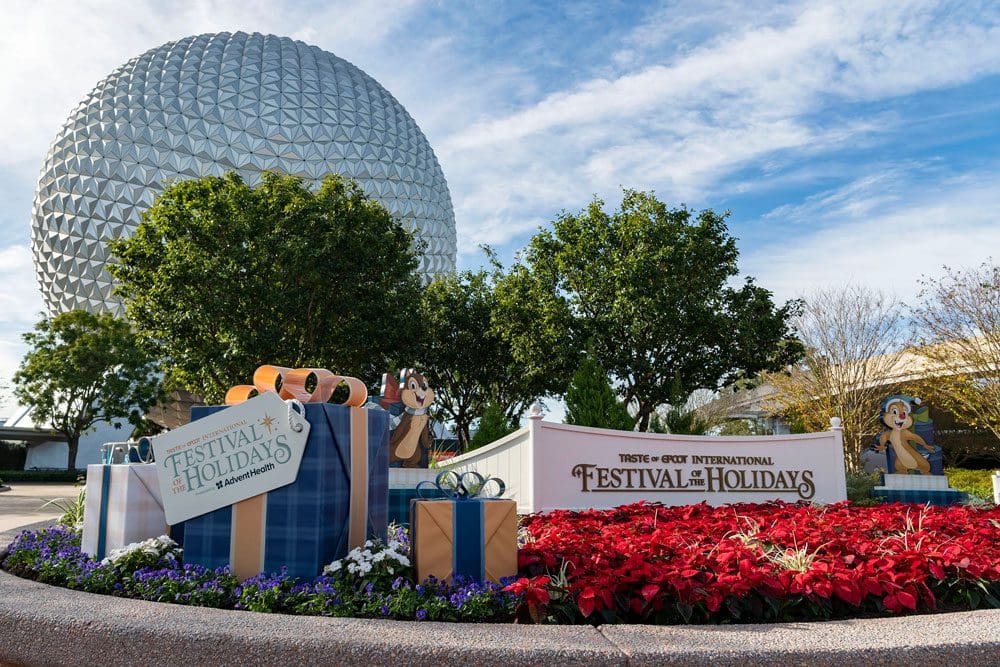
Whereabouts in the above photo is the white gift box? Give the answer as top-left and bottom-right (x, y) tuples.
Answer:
(81, 463), (168, 560)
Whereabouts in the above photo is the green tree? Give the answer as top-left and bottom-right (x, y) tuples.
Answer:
(912, 262), (1000, 449)
(647, 377), (712, 435)
(564, 355), (633, 430)
(108, 172), (423, 403)
(766, 285), (904, 471)
(496, 189), (802, 431)
(469, 401), (518, 450)
(417, 266), (551, 450)
(12, 311), (162, 470)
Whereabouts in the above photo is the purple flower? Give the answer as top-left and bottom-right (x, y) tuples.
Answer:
(416, 609), (428, 621)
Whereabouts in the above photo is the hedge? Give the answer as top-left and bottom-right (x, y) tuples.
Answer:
(0, 470), (83, 483)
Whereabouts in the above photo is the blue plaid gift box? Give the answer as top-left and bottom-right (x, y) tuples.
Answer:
(179, 403), (389, 579)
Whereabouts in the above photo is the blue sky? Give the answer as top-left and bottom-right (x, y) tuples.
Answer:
(0, 1), (998, 410)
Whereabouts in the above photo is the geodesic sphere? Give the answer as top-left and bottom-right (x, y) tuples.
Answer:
(31, 31), (456, 315)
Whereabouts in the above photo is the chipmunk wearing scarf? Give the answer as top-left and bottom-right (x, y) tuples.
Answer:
(389, 369), (435, 468)
(875, 396), (931, 474)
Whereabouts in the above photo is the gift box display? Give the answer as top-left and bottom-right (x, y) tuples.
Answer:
(389, 487), (447, 527)
(389, 468), (446, 526)
(179, 401), (390, 579)
(82, 463), (168, 560)
(410, 471), (517, 584)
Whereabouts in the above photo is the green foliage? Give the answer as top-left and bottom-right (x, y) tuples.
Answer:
(2, 526), (513, 622)
(0, 440), (26, 470)
(0, 526), (117, 594)
(418, 267), (541, 448)
(564, 355), (632, 430)
(12, 310), (161, 470)
(470, 401), (519, 450)
(42, 487), (87, 530)
(647, 377), (712, 435)
(124, 566), (240, 607)
(108, 172), (423, 403)
(0, 470), (82, 483)
(846, 471), (883, 505)
(913, 263), (1000, 444)
(495, 189), (802, 431)
(648, 409), (712, 436)
(945, 467), (996, 502)
(718, 419), (773, 436)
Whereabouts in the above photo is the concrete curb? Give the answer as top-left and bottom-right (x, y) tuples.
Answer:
(3, 522), (1000, 666)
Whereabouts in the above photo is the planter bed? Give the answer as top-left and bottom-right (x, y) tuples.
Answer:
(4, 502), (1000, 627)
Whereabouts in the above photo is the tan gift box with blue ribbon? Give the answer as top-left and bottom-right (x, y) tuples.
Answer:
(410, 471), (517, 584)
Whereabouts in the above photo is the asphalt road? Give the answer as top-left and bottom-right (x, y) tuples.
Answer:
(0, 482), (81, 532)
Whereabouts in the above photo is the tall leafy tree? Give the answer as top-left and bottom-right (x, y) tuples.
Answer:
(912, 262), (1000, 451)
(469, 401), (519, 451)
(12, 310), (161, 470)
(766, 285), (904, 472)
(496, 189), (802, 431)
(564, 354), (633, 430)
(108, 172), (423, 403)
(418, 268), (549, 449)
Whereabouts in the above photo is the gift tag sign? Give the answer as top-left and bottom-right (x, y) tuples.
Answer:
(151, 392), (310, 524)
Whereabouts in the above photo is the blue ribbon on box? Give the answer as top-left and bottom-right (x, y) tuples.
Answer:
(417, 471), (505, 581)
(96, 466), (112, 558)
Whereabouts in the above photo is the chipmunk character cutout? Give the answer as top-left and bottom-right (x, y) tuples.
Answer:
(875, 396), (932, 475)
(388, 369), (435, 468)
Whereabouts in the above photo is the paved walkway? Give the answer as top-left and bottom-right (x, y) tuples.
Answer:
(0, 482), (81, 532)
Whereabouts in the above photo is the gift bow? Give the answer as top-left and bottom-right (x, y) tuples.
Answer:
(225, 365), (368, 407)
(417, 470), (506, 500)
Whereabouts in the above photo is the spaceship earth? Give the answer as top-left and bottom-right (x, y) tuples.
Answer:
(31, 31), (457, 315)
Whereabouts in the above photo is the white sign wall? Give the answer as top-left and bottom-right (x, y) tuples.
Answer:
(445, 419), (847, 513)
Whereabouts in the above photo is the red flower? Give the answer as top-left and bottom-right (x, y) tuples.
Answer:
(504, 576), (551, 607)
(514, 500), (1000, 623)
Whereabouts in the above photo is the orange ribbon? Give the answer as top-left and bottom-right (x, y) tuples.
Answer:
(225, 365), (368, 407)
(223, 364), (371, 580)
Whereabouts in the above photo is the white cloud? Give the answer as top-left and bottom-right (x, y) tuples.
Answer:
(0, 244), (44, 412)
(742, 170), (1000, 304)
(0, 0), (424, 171)
(438, 0), (1000, 248)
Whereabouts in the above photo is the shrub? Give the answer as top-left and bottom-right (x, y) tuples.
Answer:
(126, 564), (238, 607)
(946, 467), (996, 502)
(1, 523), (515, 622)
(0, 470), (82, 483)
(564, 355), (633, 431)
(846, 471), (883, 505)
(470, 402), (518, 450)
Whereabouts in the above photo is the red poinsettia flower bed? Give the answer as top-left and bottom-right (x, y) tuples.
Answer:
(511, 501), (1000, 624)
